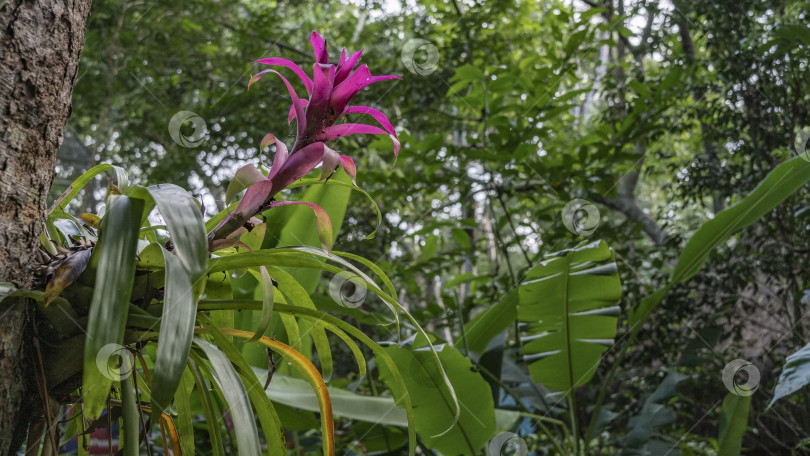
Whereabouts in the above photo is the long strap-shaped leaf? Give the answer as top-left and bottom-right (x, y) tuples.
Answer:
(49, 163), (128, 213)
(196, 315), (286, 454)
(193, 338), (262, 456)
(188, 358), (224, 456)
(146, 184), (208, 281)
(630, 155), (810, 333)
(197, 326), (336, 456)
(266, 265), (334, 381)
(82, 195), (144, 419)
(206, 246), (459, 437)
(198, 299), (417, 456)
(150, 247), (196, 412)
(138, 184), (207, 413)
(518, 240), (621, 392)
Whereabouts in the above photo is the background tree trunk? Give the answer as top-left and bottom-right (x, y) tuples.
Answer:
(0, 0), (92, 453)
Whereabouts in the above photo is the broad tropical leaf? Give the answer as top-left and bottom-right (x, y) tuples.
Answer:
(518, 240), (621, 392)
(378, 344), (496, 455)
(770, 341), (810, 406)
(630, 156), (810, 331)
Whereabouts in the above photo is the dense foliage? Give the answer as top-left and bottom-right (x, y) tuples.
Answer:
(6, 0), (810, 454)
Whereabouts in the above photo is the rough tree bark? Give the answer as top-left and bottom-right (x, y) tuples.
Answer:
(0, 0), (92, 453)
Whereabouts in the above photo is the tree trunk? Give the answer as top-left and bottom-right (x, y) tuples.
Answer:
(0, 0), (92, 453)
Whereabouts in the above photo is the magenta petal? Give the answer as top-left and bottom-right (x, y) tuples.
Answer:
(254, 58), (313, 94)
(331, 64), (400, 113)
(320, 144), (340, 181)
(259, 70), (307, 141)
(225, 163), (267, 204)
(263, 134), (289, 180)
(339, 155), (357, 185)
(288, 99), (309, 124)
(268, 142), (327, 194)
(320, 123), (388, 141)
(343, 105), (397, 137)
(338, 49), (347, 67)
(307, 62), (333, 124)
(211, 180), (274, 240)
(267, 200), (333, 252)
(319, 124), (400, 163)
(248, 69), (284, 90)
(310, 31), (329, 64)
(335, 49), (364, 85)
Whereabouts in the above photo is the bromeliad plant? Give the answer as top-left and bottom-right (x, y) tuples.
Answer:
(209, 30), (400, 245)
(5, 31), (457, 456)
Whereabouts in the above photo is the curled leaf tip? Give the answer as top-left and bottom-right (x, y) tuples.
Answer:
(339, 155), (357, 185)
(260, 133), (277, 151)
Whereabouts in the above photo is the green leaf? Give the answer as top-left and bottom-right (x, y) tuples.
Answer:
(120, 374), (140, 456)
(458, 288), (518, 354)
(266, 266), (333, 381)
(718, 393), (751, 456)
(770, 341), (810, 406)
(173, 367), (196, 456)
(196, 316), (286, 454)
(49, 164), (128, 213)
(267, 172), (352, 292)
(518, 240), (621, 391)
(198, 299), (417, 456)
(257, 371), (519, 432)
(193, 338), (262, 456)
(151, 246), (197, 412)
(226, 164), (266, 204)
(146, 184), (208, 281)
(205, 201), (238, 233)
(261, 371), (406, 425)
(421, 235), (439, 261)
(204, 271), (234, 342)
(82, 195), (144, 419)
(246, 266), (274, 343)
(378, 344), (496, 455)
(673, 156), (810, 283)
(631, 156), (810, 331)
(620, 372), (686, 449)
(285, 177), (382, 240)
(450, 64), (484, 82)
(188, 357), (224, 456)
